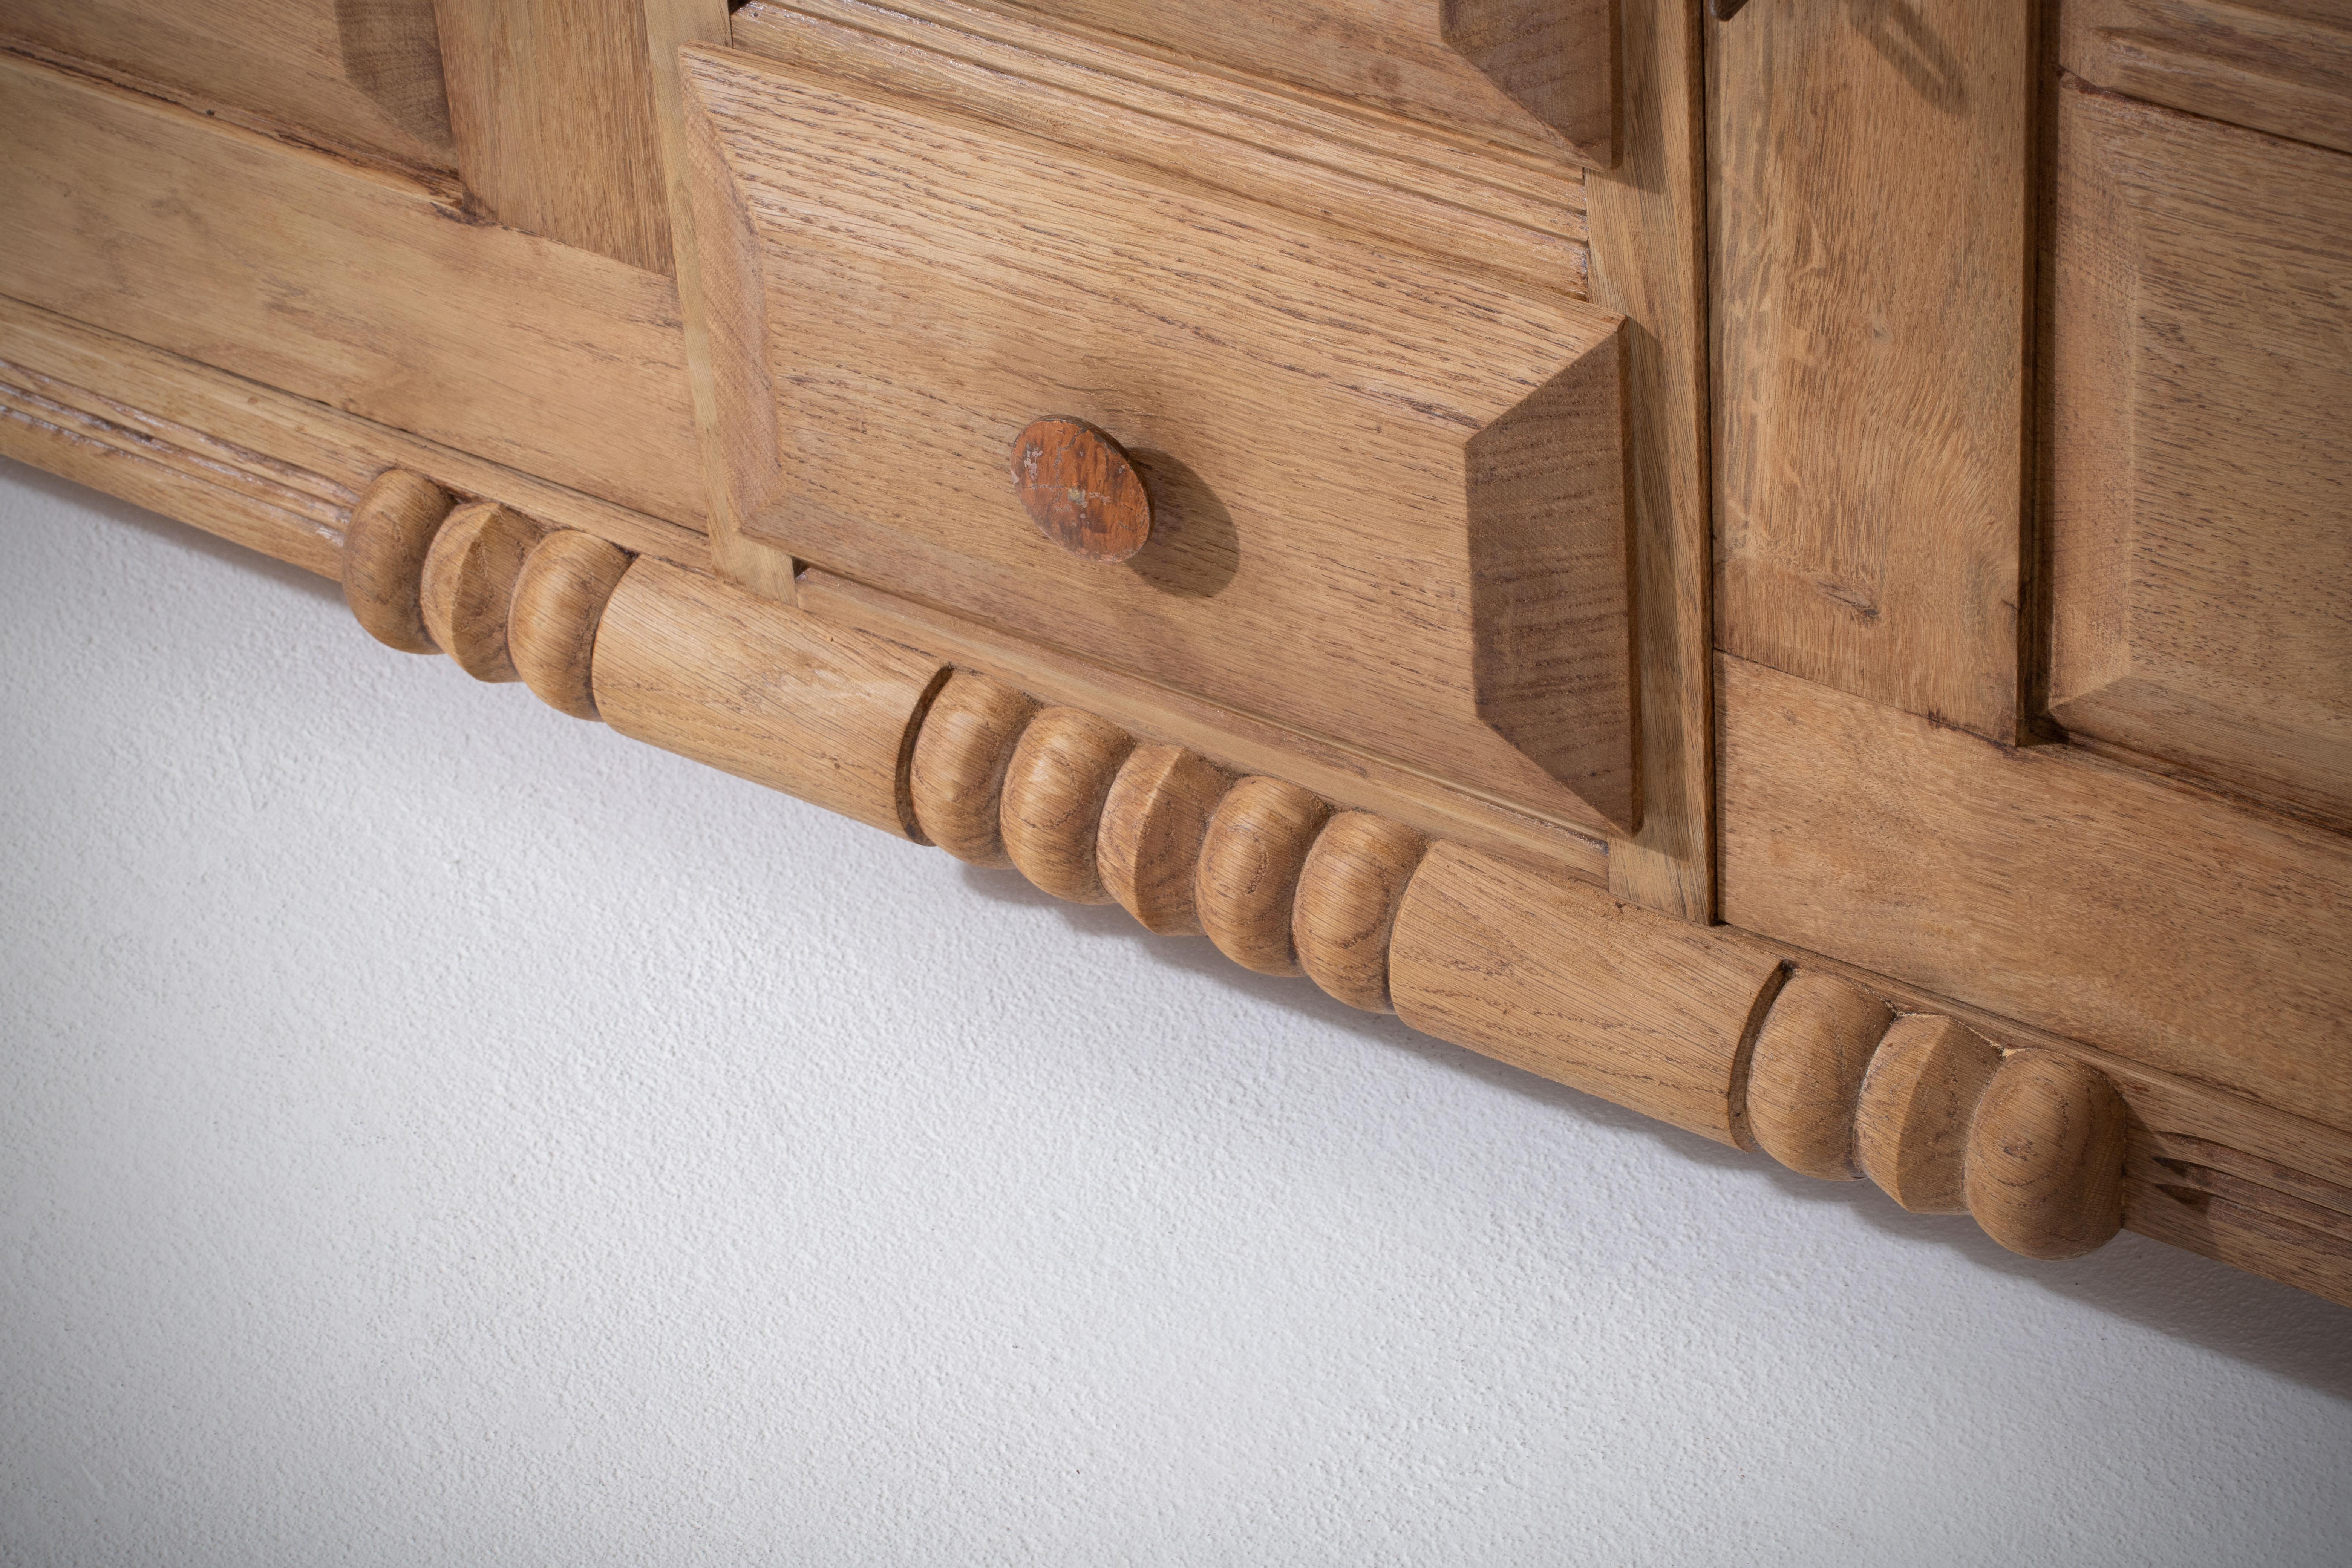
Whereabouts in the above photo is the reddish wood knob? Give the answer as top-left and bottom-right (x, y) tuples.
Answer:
(1009, 416), (1153, 562)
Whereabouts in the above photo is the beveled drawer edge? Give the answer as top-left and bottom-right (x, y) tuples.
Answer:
(726, 1), (1591, 295)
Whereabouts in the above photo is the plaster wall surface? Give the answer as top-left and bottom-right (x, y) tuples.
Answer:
(3, 461), (2350, 1565)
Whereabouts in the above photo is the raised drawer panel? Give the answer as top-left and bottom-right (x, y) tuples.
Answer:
(681, 27), (1639, 834)
(3, 0), (455, 170)
(973, 0), (1616, 167)
(2048, 80), (2352, 821)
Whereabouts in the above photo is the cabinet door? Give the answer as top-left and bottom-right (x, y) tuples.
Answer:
(1710, 0), (2352, 1137)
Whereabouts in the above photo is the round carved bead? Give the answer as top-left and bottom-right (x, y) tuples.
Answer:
(1097, 744), (1231, 936)
(1293, 812), (1428, 1013)
(1009, 416), (1153, 563)
(1965, 1049), (2128, 1260)
(1746, 969), (1896, 1177)
(1000, 706), (1136, 904)
(1195, 776), (1332, 977)
(507, 529), (633, 720)
(909, 671), (1039, 867)
(343, 467), (455, 653)
(1853, 1014), (2004, 1214)
(420, 501), (549, 682)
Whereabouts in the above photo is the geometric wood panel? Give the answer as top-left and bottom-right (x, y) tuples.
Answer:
(2049, 80), (2352, 821)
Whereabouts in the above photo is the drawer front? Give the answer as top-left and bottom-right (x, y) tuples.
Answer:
(682, 21), (1637, 835)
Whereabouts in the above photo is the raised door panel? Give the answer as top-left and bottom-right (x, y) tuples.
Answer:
(681, 25), (1642, 834)
(2059, 0), (2352, 155)
(3, 0), (455, 169)
(2049, 80), (2352, 821)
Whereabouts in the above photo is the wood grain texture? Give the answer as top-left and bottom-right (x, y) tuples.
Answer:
(420, 502), (548, 682)
(593, 558), (946, 838)
(799, 570), (1612, 891)
(681, 37), (1634, 834)
(1710, 0), (2035, 740)
(1465, 332), (1640, 834)
(961, 0), (1617, 166)
(2, 0), (455, 169)
(1390, 842), (1787, 1142)
(1293, 813), (1429, 1014)
(730, 1), (1591, 293)
(343, 469), (457, 653)
(1196, 777), (1334, 978)
(0, 297), (709, 579)
(509, 529), (635, 718)
(1853, 1014), (2005, 1214)
(999, 706), (1136, 903)
(1097, 745), (1231, 935)
(1966, 1049), (2129, 1259)
(431, 0), (674, 272)
(908, 669), (1039, 867)
(0, 52), (706, 531)
(1586, 0), (1715, 917)
(1745, 969), (1895, 1181)
(1719, 654), (2352, 1132)
(2048, 81), (2352, 821)
(1010, 417), (1153, 564)
(2060, 0), (2352, 154)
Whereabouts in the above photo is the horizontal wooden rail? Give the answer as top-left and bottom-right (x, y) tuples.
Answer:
(340, 465), (2143, 1264)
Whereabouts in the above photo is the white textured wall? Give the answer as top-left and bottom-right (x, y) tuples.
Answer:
(4, 459), (2349, 1566)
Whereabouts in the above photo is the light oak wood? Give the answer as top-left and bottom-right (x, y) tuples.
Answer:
(1718, 654), (2352, 1132)
(908, 670), (1040, 867)
(2049, 81), (2352, 822)
(1097, 745), (1233, 936)
(1294, 813), (1429, 1014)
(680, 34), (1638, 835)
(419, 501), (548, 682)
(1196, 777), (1334, 978)
(1853, 1015), (2005, 1215)
(2, 0), (455, 170)
(0, 52), (706, 531)
(965, 0), (1618, 167)
(431, 0), (674, 272)
(729, 1), (1592, 294)
(799, 570), (1613, 892)
(2060, 0), (2352, 155)
(1745, 969), (1895, 1181)
(1966, 1049), (2130, 1259)
(593, 558), (948, 838)
(1391, 842), (1786, 1144)
(0, 297), (709, 580)
(1719, 932), (2352, 1304)
(509, 530), (636, 719)
(1710, 0), (2035, 741)
(1587, 0), (1716, 918)
(999, 706), (1137, 903)
(340, 469), (456, 654)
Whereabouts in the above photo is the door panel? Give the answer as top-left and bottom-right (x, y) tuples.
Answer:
(3, 0), (454, 168)
(2049, 80), (2352, 821)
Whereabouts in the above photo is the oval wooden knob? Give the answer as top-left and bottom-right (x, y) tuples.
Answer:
(1009, 416), (1153, 562)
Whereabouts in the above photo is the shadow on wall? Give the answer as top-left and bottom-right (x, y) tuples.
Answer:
(955, 862), (2352, 1406)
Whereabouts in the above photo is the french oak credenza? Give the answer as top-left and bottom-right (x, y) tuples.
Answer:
(3, 0), (2347, 1306)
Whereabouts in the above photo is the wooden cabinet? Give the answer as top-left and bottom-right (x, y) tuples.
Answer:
(3, 0), (2347, 1308)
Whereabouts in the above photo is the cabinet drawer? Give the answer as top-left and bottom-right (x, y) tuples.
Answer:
(684, 14), (1636, 833)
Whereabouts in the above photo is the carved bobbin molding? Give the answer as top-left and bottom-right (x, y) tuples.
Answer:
(338, 467), (2169, 1270)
